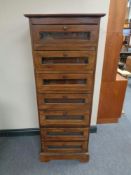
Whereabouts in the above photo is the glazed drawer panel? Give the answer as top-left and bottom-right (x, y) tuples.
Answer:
(32, 25), (98, 50)
(34, 51), (96, 73)
(42, 141), (88, 153)
(41, 128), (89, 141)
(39, 110), (90, 126)
(36, 73), (93, 92)
(38, 93), (91, 111)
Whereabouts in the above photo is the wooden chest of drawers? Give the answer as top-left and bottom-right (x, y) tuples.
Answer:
(25, 14), (105, 162)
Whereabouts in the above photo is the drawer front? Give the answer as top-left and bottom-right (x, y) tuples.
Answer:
(39, 110), (90, 126)
(32, 25), (98, 50)
(34, 51), (96, 73)
(41, 128), (89, 141)
(42, 141), (88, 153)
(38, 93), (91, 111)
(36, 73), (93, 93)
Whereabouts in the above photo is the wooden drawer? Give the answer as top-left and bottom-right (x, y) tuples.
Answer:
(39, 110), (90, 126)
(36, 73), (93, 93)
(32, 25), (98, 50)
(33, 51), (96, 73)
(38, 93), (91, 111)
(42, 141), (88, 153)
(41, 128), (89, 141)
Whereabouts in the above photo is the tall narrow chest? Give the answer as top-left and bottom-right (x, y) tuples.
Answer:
(25, 14), (105, 162)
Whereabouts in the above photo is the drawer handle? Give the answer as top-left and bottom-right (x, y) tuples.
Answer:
(62, 75), (67, 79)
(63, 26), (68, 31)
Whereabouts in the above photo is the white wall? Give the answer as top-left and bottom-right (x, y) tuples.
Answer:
(0, 0), (110, 129)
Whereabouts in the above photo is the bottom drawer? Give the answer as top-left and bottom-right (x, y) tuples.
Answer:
(41, 128), (89, 141)
(42, 141), (88, 153)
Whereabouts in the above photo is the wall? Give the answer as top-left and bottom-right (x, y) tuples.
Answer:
(0, 0), (110, 129)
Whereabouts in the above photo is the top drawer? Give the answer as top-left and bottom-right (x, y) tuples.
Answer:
(31, 25), (99, 50)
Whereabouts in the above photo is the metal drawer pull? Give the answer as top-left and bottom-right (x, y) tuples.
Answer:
(63, 26), (68, 30)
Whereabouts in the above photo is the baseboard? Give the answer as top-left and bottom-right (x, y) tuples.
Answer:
(90, 125), (97, 133)
(97, 118), (119, 124)
(0, 128), (40, 137)
(0, 126), (97, 137)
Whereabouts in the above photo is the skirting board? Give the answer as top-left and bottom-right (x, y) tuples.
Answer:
(0, 126), (97, 137)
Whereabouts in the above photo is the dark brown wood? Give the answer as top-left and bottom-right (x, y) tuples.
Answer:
(38, 93), (91, 111)
(25, 14), (104, 162)
(30, 17), (99, 25)
(97, 0), (127, 123)
(41, 128), (89, 141)
(39, 110), (90, 126)
(33, 51), (96, 73)
(42, 141), (88, 153)
(24, 14), (105, 18)
(36, 73), (93, 93)
(40, 152), (89, 162)
(32, 25), (99, 50)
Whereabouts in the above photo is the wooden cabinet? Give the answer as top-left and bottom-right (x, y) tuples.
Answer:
(97, 0), (127, 123)
(25, 14), (105, 162)
(98, 74), (127, 123)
